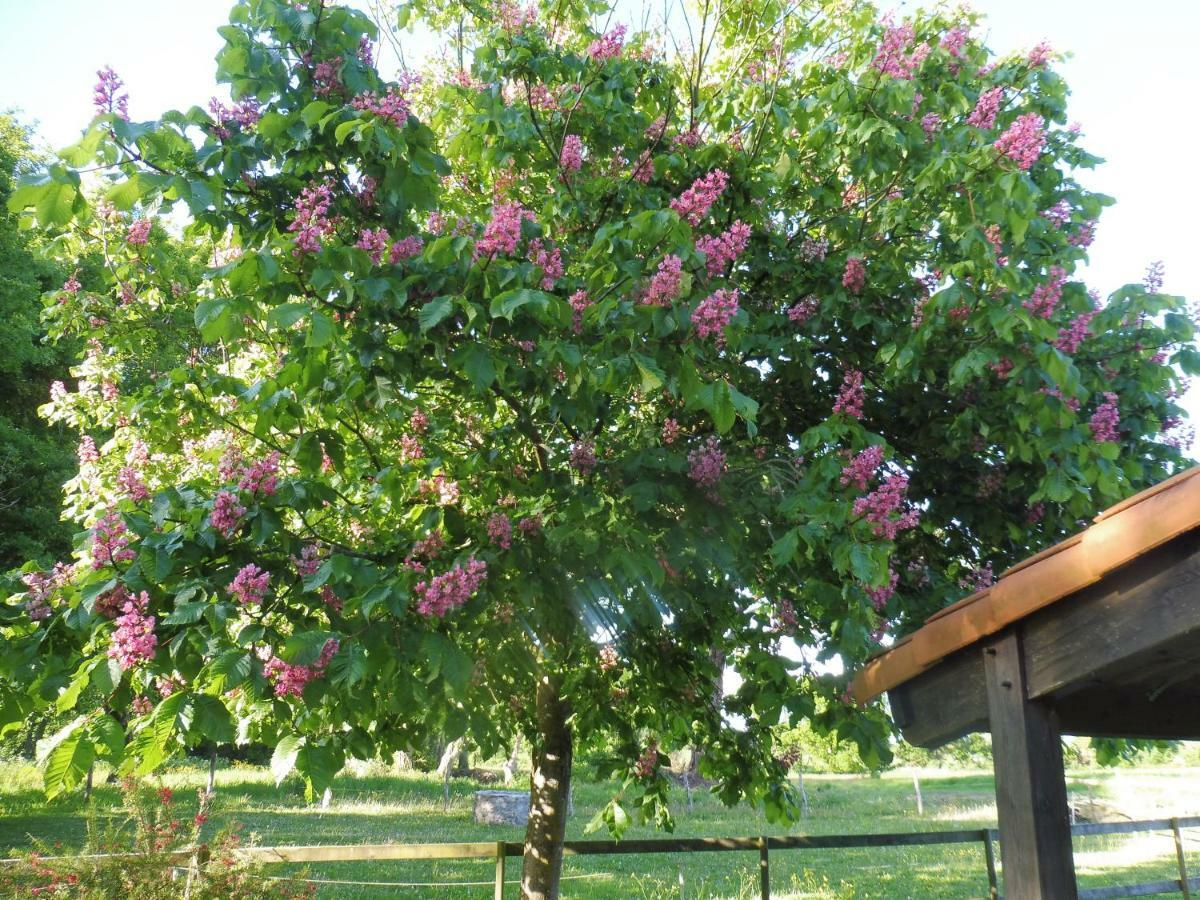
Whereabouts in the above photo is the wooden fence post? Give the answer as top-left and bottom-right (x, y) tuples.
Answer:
(758, 836), (770, 899)
(984, 830), (999, 899)
(494, 841), (506, 900)
(1173, 818), (1191, 900)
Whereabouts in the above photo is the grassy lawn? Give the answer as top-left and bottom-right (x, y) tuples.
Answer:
(1, 759), (1198, 898)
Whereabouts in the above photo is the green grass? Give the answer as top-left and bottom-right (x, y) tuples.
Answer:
(2, 759), (1198, 898)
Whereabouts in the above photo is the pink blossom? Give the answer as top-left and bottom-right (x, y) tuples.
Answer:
(587, 24), (626, 61)
(487, 513), (513, 549)
(92, 509), (135, 570)
(238, 451), (280, 497)
(569, 440), (597, 475)
(1054, 309), (1098, 354)
(320, 585), (343, 613)
(1027, 41), (1053, 68)
(1023, 266), (1067, 319)
(670, 170), (729, 226)
(865, 568), (899, 610)
(871, 21), (931, 80)
(229, 563), (270, 606)
(631, 149), (654, 183)
(125, 219), (152, 245)
(418, 475), (460, 506)
(1068, 220), (1096, 249)
(842, 257), (866, 294)
(695, 221), (751, 277)
(801, 238), (828, 262)
(599, 644), (620, 671)
(569, 289), (590, 333)
(93, 584), (130, 619)
(101, 381), (120, 401)
(117, 466), (150, 502)
(288, 180), (336, 255)
(413, 529), (445, 559)
(691, 288), (740, 345)
(108, 592), (157, 670)
(400, 434), (424, 462)
(920, 112), (940, 139)
(78, 435), (100, 466)
(474, 202), (534, 259)
(773, 598), (799, 634)
(410, 408), (429, 433)
(265, 638), (339, 698)
(131, 696), (154, 716)
(292, 543), (323, 577)
(355, 227), (390, 264)
(840, 446), (884, 490)
(1043, 200), (1072, 228)
(634, 742), (658, 779)
(853, 474), (920, 539)
(833, 369), (865, 419)
(414, 558), (488, 617)
(994, 113), (1045, 171)
(661, 418), (681, 445)
(517, 515), (542, 535)
(642, 255), (683, 306)
(529, 239), (564, 290)
(1089, 392), (1120, 442)
(497, 1), (538, 34)
(312, 56), (343, 97)
(351, 87), (410, 127)
(93, 66), (129, 120)
(787, 295), (819, 324)
(1144, 260), (1165, 294)
(941, 26), (969, 58)
(959, 565), (995, 593)
(211, 490), (246, 538)
(560, 134), (584, 172)
(966, 87), (1003, 129)
(62, 274), (82, 295)
(389, 235), (424, 263)
(687, 436), (727, 489)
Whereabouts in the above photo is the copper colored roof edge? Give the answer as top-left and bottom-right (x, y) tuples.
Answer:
(849, 465), (1200, 705)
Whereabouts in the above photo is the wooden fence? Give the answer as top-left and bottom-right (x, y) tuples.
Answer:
(8, 815), (1200, 897)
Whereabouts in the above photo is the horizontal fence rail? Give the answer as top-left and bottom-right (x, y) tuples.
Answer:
(5, 815), (1199, 898)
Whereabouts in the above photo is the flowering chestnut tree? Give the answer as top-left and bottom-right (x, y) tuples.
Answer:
(3, 0), (1196, 896)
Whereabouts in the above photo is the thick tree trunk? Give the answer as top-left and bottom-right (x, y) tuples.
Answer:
(520, 672), (572, 900)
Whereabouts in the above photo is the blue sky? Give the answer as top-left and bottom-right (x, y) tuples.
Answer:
(2, 0), (1198, 430)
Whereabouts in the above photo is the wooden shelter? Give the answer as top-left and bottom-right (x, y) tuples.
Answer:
(850, 467), (1200, 899)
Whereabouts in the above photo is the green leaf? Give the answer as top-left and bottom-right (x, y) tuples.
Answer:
(192, 695), (235, 743)
(162, 600), (208, 625)
(418, 296), (454, 332)
(769, 529), (800, 568)
(272, 734), (303, 785)
(489, 288), (552, 321)
(709, 380), (735, 434)
(88, 715), (125, 763)
(267, 302), (310, 329)
(296, 741), (343, 801)
(307, 311), (335, 347)
(457, 344), (496, 392)
(39, 717), (93, 800)
(56, 660), (94, 713)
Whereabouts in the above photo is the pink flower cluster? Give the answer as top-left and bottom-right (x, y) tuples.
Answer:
(352, 87), (410, 127)
(994, 113), (1045, 171)
(587, 24), (626, 61)
(787, 295), (819, 324)
(93, 66), (129, 120)
(21, 564), (71, 622)
(265, 638), (339, 698)
(569, 440), (597, 475)
(871, 21), (931, 80)
(400, 434), (424, 462)
(229, 563), (270, 606)
(92, 509), (135, 570)
(529, 239), (563, 290)
(941, 26), (969, 57)
(966, 87), (1003, 129)
(560, 134), (584, 172)
(78, 435), (100, 466)
(1023, 266), (1067, 319)
(292, 543), (323, 577)
(474, 202), (534, 259)
(833, 369), (865, 419)
(634, 742), (658, 779)
(288, 181), (336, 255)
(390, 234), (424, 263)
(1043, 200), (1072, 228)
(773, 597), (799, 634)
(687, 436), (727, 489)
(695, 221), (750, 277)
(415, 558), (488, 617)
(1089, 392), (1121, 442)
(238, 451), (281, 496)
(840, 446), (884, 490)
(691, 289), (739, 344)
(312, 56), (343, 97)
(108, 591), (157, 670)
(487, 513), (513, 550)
(661, 418), (681, 445)
(642, 255), (683, 306)
(118, 466), (151, 502)
(842, 257), (866, 294)
(1027, 41), (1053, 68)
(670, 170), (729, 226)
(920, 112), (940, 140)
(865, 568), (899, 610)
(126, 219), (152, 245)
(211, 490), (247, 538)
(1054, 309), (1098, 354)
(569, 289), (590, 333)
(853, 474), (920, 539)
(418, 475), (460, 506)
(208, 97), (261, 137)
(355, 227), (391, 264)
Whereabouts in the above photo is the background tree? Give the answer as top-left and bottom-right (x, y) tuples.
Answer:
(2, 1), (1195, 897)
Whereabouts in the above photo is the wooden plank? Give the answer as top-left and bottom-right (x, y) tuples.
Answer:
(984, 832), (998, 899)
(1175, 818), (1192, 900)
(887, 647), (988, 748)
(495, 841), (506, 900)
(235, 842), (503, 863)
(759, 836), (770, 899)
(984, 630), (1077, 899)
(1071, 817), (1200, 836)
(1056, 687), (1200, 741)
(1024, 534), (1200, 699)
(1078, 877), (1200, 899)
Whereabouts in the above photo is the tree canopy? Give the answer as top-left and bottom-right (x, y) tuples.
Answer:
(2, 1), (1194, 895)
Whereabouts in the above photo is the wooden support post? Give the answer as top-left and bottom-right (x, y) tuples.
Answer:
(984, 830), (999, 899)
(1174, 818), (1191, 900)
(758, 836), (770, 899)
(983, 631), (1077, 899)
(494, 841), (505, 900)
